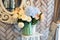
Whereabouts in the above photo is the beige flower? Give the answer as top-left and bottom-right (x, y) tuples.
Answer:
(21, 15), (27, 21)
(18, 22), (24, 28)
(13, 14), (18, 18)
(27, 16), (32, 22)
(35, 14), (39, 20)
(41, 14), (45, 20)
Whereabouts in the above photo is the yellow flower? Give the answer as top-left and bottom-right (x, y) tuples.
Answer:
(13, 14), (18, 18)
(19, 11), (25, 15)
(18, 22), (24, 28)
(18, 14), (22, 19)
(18, 8), (25, 19)
(12, 8), (19, 14)
(18, 8), (25, 15)
(27, 16), (32, 22)
(12, 11), (17, 14)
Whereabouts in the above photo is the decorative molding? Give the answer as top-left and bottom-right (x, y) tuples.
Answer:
(0, 0), (32, 24)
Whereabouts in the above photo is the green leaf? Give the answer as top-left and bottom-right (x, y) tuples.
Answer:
(32, 18), (38, 25)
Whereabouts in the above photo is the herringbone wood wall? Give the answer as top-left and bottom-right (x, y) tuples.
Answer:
(34, 0), (54, 40)
(33, 0), (54, 32)
(0, 0), (54, 40)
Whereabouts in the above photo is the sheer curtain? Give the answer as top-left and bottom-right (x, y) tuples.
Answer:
(56, 24), (60, 40)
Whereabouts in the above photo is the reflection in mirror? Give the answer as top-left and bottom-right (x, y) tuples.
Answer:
(2, 0), (22, 12)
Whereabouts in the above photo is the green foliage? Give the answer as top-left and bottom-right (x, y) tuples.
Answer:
(32, 18), (38, 25)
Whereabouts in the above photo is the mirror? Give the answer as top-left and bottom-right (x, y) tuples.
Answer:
(2, 0), (22, 12)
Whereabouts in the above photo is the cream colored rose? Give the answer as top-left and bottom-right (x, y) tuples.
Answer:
(18, 22), (24, 28)
(13, 14), (18, 18)
(27, 16), (32, 22)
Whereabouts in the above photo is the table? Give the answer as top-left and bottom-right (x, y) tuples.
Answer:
(21, 32), (43, 40)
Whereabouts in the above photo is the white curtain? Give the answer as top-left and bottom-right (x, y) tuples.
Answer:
(56, 24), (60, 40)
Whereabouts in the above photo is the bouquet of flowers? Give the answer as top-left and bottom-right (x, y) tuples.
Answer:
(13, 6), (41, 35)
(25, 6), (41, 25)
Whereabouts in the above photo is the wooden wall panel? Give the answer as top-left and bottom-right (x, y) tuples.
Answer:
(53, 0), (59, 22)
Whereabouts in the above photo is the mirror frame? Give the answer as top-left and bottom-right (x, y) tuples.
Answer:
(1, 0), (24, 14)
(0, 0), (33, 24)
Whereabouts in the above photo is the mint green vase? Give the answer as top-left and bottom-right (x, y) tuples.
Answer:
(22, 22), (33, 35)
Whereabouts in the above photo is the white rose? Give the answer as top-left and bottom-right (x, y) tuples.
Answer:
(27, 16), (32, 22)
(18, 22), (24, 28)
